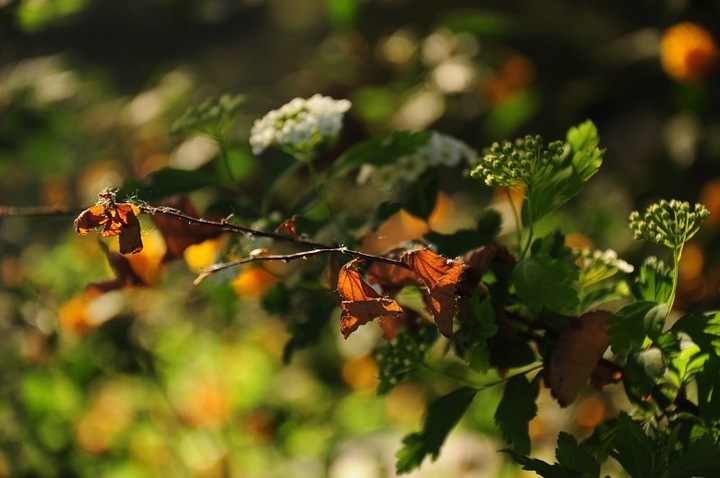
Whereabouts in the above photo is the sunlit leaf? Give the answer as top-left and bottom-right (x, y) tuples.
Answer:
(337, 261), (403, 338)
(74, 190), (143, 255)
(513, 254), (578, 314)
(402, 249), (465, 337)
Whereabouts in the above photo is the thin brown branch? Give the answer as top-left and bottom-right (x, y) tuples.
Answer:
(141, 204), (410, 283)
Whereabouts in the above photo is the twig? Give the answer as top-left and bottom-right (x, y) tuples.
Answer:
(0, 198), (410, 281)
(140, 204), (409, 274)
(193, 245), (409, 284)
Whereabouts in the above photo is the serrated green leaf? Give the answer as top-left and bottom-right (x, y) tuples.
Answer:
(611, 413), (658, 478)
(395, 387), (478, 474)
(555, 432), (601, 477)
(502, 448), (581, 478)
(608, 302), (663, 353)
(695, 353), (720, 421)
(463, 295), (499, 373)
(567, 120), (603, 183)
(671, 311), (720, 357)
(513, 254), (578, 314)
(494, 374), (540, 455)
(631, 259), (673, 304)
(623, 347), (666, 400)
(667, 433), (720, 477)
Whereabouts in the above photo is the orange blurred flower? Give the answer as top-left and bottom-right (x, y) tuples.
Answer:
(231, 266), (279, 298)
(58, 295), (93, 334)
(178, 378), (231, 427)
(660, 22), (718, 82)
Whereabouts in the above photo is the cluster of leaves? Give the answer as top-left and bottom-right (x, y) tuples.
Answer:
(67, 95), (720, 477)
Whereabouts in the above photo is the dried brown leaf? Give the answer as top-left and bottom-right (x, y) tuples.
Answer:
(337, 261), (403, 338)
(402, 249), (464, 337)
(547, 310), (611, 407)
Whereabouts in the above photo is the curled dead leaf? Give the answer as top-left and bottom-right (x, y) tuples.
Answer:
(337, 260), (403, 338)
(74, 189), (143, 254)
(402, 249), (465, 337)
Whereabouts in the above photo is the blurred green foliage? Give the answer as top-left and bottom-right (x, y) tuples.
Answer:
(2, 0), (720, 476)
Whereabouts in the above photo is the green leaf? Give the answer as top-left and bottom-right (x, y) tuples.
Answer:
(489, 334), (538, 368)
(667, 433), (720, 477)
(399, 169), (438, 220)
(567, 120), (603, 183)
(502, 449), (581, 478)
(555, 432), (601, 476)
(611, 413), (658, 478)
(631, 258), (673, 304)
(494, 374), (540, 455)
(522, 121), (603, 223)
(608, 302), (665, 353)
(463, 295), (499, 373)
(695, 353), (720, 421)
(671, 311), (720, 357)
(395, 387), (478, 474)
(331, 130), (431, 177)
(513, 254), (578, 314)
(623, 347), (666, 400)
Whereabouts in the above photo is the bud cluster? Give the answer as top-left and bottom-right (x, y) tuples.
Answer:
(374, 322), (437, 394)
(470, 135), (566, 187)
(629, 200), (709, 249)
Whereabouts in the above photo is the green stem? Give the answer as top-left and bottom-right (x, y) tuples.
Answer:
(519, 195), (534, 259)
(505, 187), (523, 251)
(667, 244), (683, 314)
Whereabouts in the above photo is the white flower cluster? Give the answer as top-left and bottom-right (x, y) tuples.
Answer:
(577, 248), (635, 275)
(360, 131), (478, 191)
(249, 94), (352, 156)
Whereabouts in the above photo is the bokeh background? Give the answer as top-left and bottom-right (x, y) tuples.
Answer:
(2, 0), (720, 476)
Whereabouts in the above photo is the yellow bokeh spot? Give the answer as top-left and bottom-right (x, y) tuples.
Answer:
(660, 22), (718, 82)
(565, 233), (594, 250)
(183, 237), (225, 272)
(58, 294), (93, 334)
(341, 356), (379, 391)
(427, 190), (455, 233)
(115, 227), (166, 285)
(231, 266), (279, 299)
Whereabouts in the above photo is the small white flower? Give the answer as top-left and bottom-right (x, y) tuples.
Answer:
(249, 95), (351, 156)
(371, 166), (399, 191)
(397, 154), (427, 182)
